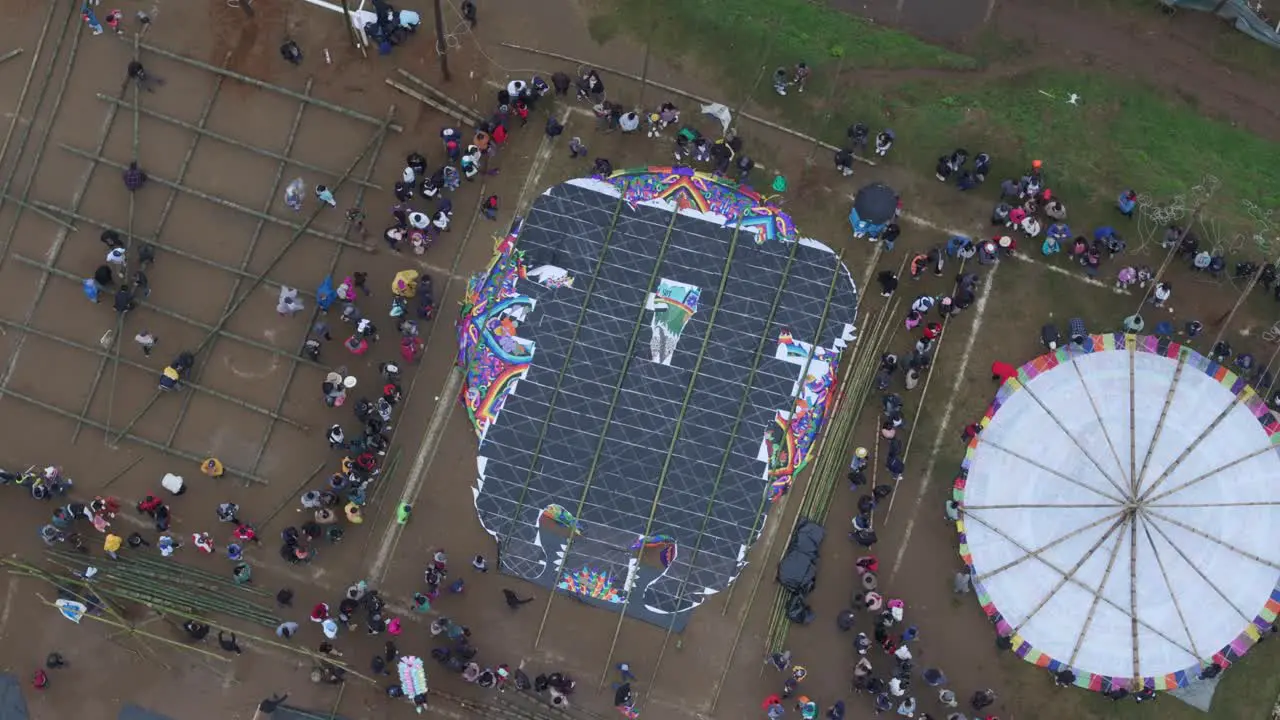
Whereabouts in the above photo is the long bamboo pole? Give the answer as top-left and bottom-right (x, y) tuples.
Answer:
(252, 87), (388, 474)
(0, 386), (268, 484)
(498, 42), (876, 166)
(29, 200), (317, 299)
(385, 79), (478, 127)
(94, 94), (381, 190)
(166, 78), (314, 452)
(12, 255), (327, 370)
(0, 10), (83, 275)
(0, 0), (64, 216)
(58, 144), (370, 251)
(395, 69), (485, 123)
(108, 107), (395, 446)
(0, 319), (309, 429)
(139, 43), (403, 131)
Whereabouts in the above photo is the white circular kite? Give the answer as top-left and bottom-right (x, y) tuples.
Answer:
(956, 334), (1280, 692)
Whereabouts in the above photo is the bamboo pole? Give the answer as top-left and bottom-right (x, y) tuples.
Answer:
(495, 193), (627, 564)
(0, 0), (63, 214)
(0, 76), (124, 400)
(533, 205), (683, 648)
(58, 144), (370, 251)
(100, 455), (144, 490)
(0, 48), (23, 65)
(0, 319), (310, 429)
(0, 190), (77, 229)
(94, 94), (382, 190)
(259, 462), (327, 531)
(599, 221), (747, 689)
(12, 255), (328, 370)
(108, 108), (396, 446)
(385, 79), (477, 126)
(138, 43), (401, 131)
(498, 42), (877, 166)
(0, 11), (83, 275)
(395, 69), (485, 123)
(29, 200), (317, 299)
(0, 386), (269, 484)
(252, 88), (387, 474)
(166, 78), (314, 452)
(90, 34), (161, 445)
(30, 593), (232, 662)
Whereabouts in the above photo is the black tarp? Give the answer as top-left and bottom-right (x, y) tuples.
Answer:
(776, 519), (825, 594)
(853, 183), (898, 226)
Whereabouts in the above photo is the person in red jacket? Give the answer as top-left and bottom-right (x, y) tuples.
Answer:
(991, 360), (1017, 384)
(482, 195), (499, 221)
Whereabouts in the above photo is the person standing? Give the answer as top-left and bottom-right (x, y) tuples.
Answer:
(134, 330), (157, 356)
(103, 533), (123, 559)
(482, 194), (499, 221)
(218, 631), (242, 655)
(460, 0), (477, 26)
(122, 161), (148, 190)
(106, 247), (127, 278)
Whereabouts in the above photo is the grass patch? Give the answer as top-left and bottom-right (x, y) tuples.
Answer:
(614, 0), (976, 91)
(586, 12), (622, 45)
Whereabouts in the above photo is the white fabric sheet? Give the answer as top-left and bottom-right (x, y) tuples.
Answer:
(964, 348), (1280, 679)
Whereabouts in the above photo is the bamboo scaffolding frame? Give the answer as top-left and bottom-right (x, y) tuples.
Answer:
(0, 319), (309, 429)
(974, 438), (1127, 504)
(251, 86), (387, 475)
(0, 0), (66, 228)
(1134, 390), (1251, 502)
(532, 205), (683, 648)
(497, 42), (876, 167)
(0, 78), (125, 399)
(1005, 379), (1130, 498)
(94, 94), (382, 190)
(1144, 517), (1255, 624)
(58, 144), (371, 251)
(1068, 514), (1126, 666)
(959, 509), (1198, 654)
(108, 109), (394, 445)
(29, 199), (318, 299)
(1128, 342), (1138, 495)
(0, 190), (76, 228)
(167, 78), (313, 453)
(0, 385), (268, 483)
(598, 221), (746, 689)
(1146, 509), (1280, 570)
(645, 215), (806, 704)
(0, 10), (83, 275)
(13, 255), (328, 370)
(84, 35), (182, 445)
(494, 192), (627, 562)
(24, 592), (233, 662)
(138, 42), (403, 132)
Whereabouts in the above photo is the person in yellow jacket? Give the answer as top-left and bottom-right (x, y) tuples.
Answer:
(201, 458), (225, 478)
(103, 533), (123, 559)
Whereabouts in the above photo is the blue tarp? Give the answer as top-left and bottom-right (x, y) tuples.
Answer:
(118, 706), (175, 720)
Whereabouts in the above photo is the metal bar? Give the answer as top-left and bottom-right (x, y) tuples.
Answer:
(251, 84), (387, 474)
(0, 319), (309, 429)
(533, 204), (683, 649)
(28, 200), (316, 299)
(12, 255), (327, 369)
(0, 387), (268, 484)
(0, 11), (83, 276)
(166, 78), (313, 452)
(138, 43), (403, 132)
(108, 110), (396, 445)
(94, 31), (145, 445)
(58, 144), (368, 250)
(94, 94), (382, 190)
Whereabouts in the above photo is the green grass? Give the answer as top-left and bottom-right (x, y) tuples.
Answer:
(613, 0), (977, 87)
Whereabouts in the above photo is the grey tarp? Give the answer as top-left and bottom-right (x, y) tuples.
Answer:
(0, 675), (29, 720)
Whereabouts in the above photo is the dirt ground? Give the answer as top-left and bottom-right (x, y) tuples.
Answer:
(0, 0), (1276, 719)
